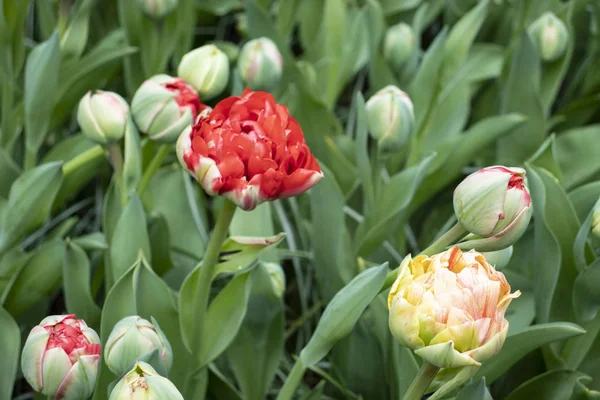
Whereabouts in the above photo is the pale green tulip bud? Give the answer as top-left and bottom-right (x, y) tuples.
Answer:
(136, 0), (178, 19)
(388, 248), (520, 369)
(454, 166), (533, 252)
(482, 246), (513, 269)
(383, 22), (416, 71)
(263, 262), (286, 298)
(105, 316), (173, 376)
(109, 361), (183, 400)
(592, 197), (600, 239)
(365, 85), (414, 153)
(529, 12), (568, 62)
(21, 314), (101, 400)
(131, 74), (206, 143)
(77, 90), (129, 144)
(178, 44), (229, 100)
(238, 37), (283, 91)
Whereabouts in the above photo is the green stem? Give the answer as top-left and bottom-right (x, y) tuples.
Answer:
(62, 145), (105, 178)
(403, 362), (440, 400)
(138, 144), (170, 196)
(24, 147), (37, 170)
(190, 199), (238, 356)
(276, 359), (308, 400)
(382, 222), (468, 290)
(108, 143), (127, 206)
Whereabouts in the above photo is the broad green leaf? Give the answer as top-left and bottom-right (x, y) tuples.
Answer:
(355, 154), (434, 256)
(24, 33), (61, 155)
(0, 247), (31, 302)
(3, 239), (64, 316)
(199, 271), (252, 366)
(72, 232), (108, 251)
(0, 148), (20, 198)
(475, 322), (585, 383)
(505, 370), (587, 400)
(324, 137), (358, 197)
(63, 241), (101, 329)
(214, 234), (285, 278)
(0, 306), (19, 400)
(299, 263), (388, 366)
(573, 258), (600, 322)
(0, 162), (63, 254)
(60, 0), (94, 58)
(43, 135), (107, 208)
(109, 194), (151, 280)
(207, 364), (244, 400)
(123, 117), (142, 199)
(455, 378), (493, 400)
(310, 165), (357, 301)
(505, 291), (536, 336)
(148, 215), (174, 276)
(569, 181), (600, 221)
(497, 33), (545, 164)
(227, 265), (284, 400)
(555, 125), (600, 190)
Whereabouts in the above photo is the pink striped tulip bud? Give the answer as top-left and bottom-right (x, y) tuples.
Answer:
(388, 247), (520, 369)
(454, 166), (532, 251)
(238, 37), (283, 91)
(21, 314), (100, 399)
(77, 91), (129, 144)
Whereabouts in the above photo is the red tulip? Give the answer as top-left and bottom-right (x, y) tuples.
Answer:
(177, 89), (323, 210)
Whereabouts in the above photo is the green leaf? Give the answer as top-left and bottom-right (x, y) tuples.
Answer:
(72, 232), (108, 251)
(299, 263), (388, 366)
(555, 125), (600, 190)
(569, 181), (600, 221)
(123, 117), (143, 199)
(199, 271), (252, 366)
(109, 194), (151, 281)
(353, 92), (375, 208)
(505, 370), (587, 400)
(60, 0), (94, 58)
(24, 33), (61, 155)
(3, 239), (64, 316)
(0, 162), (64, 254)
(573, 258), (600, 322)
(455, 378), (493, 400)
(0, 306), (19, 400)
(355, 153), (434, 256)
(0, 148), (20, 199)
(63, 241), (101, 329)
(475, 322), (585, 384)
(214, 234), (285, 278)
(147, 215), (174, 276)
(227, 264), (284, 400)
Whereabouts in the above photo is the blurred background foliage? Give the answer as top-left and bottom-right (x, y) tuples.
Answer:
(2, 0), (600, 399)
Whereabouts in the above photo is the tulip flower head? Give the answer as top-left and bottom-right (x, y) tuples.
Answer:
(177, 89), (323, 210)
(178, 44), (230, 100)
(383, 22), (416, 71)
(21, 314), (101, 400)
(529, 12), (569, 62)
(454, 166), (532, 252)
(238, 37), (284, 91)
(77, 90), (129, 144)
(137, 0), (178, 19)
(132, 74), (207, 143)
(109, 361), (184, 400)
(388, 247), (520, 369)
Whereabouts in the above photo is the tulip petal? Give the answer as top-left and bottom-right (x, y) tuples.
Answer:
(55, 355), (99, 400)
(41, 347), (73, 395)
(465, 321), (509, 363)
(21, 326), (50, 392)
(389, 297), (424, 350)
(414, 341), (481, 369)
(280, 169), (324, 198)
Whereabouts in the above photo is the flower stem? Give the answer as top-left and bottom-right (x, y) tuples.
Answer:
(381, 222), (468, 290)
(108, 143), (127, 206)
(138, 144), (171, 196)
(62, 145), (105, 178)
(403, 361), (440, 400)
(191, 199), (238, 357)
(276, 359), (307, 400)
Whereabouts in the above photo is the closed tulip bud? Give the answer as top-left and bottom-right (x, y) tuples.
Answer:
(77, 90), (129, 144)
(178, 44), (229, 100)
(365, 85), (414, 153)
(529, 12), (568, 62)
(137, 0), (178, 19)
(109, 361), (183, 400)
(383, 22), (416, 71)
(105, 316), (173, 376)
(388, 248), (520, 369)
(482, 246), (513, 269)
(238, 37), (283, 91)
(592, 197), (600, 239)
(131, 74), (207, 143)
(21, 314), (101, 400)
(454, 166), (532, 252)
(263, 262), (286, 298)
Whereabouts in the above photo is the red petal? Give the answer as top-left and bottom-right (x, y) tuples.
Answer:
(280, 169), (323, 197)
(248, 156), (278, 178)
(192, 137), (208, 156)
(217, 154), (245, 179)
(260, 169), (284, 199)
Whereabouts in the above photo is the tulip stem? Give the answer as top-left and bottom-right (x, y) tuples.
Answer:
(138, 144), (171, 196)
(276, 359), (308, 400)
(403, 361), (440, 400)
(381, 222), (468, 291)
(190, 199), (237, 356)
(108, 144), (127, 206)
(62, 145), (105, 177)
